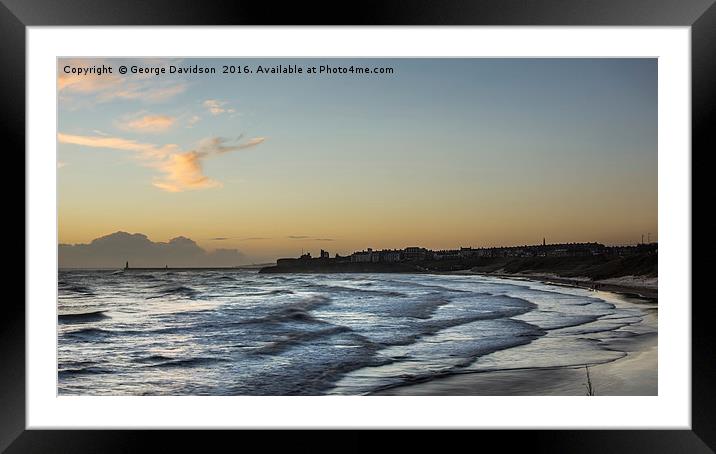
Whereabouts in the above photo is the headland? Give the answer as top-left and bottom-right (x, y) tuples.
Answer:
(258, 242), (658, 298)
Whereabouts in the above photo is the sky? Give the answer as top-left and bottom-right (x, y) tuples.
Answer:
(58, 58), (657, 266)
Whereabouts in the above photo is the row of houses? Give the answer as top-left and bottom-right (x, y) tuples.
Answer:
(341, 242), (657, 263)
(350, 248), (402, 263)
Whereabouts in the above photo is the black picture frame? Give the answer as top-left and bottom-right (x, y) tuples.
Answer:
(6, 0), (712, 451)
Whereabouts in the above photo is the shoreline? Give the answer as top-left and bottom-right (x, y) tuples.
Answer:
(369, 333), (658, 396)
(372, 333), (657, 396)
(372, 276), (657, 396)
(459, 271), (657, 301)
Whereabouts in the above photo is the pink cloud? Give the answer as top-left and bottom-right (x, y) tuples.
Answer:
(117, 114), (177, 133)
(58, 133), (265, 192)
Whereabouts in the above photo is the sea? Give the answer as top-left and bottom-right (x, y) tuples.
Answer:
(58, 270), (656, 395)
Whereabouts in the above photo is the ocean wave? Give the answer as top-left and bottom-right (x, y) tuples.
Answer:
(287, 356), (393, 395)
(133, 354), (174, 363)
(372, 312), (544, 350)
(244, 295), (333, 324)
(145, 285), (199, 299)
(64, 327), (114, 340)
(309, 283), (407, 298)
(252, 326), (354, 355)
(132, 273), (159, 281)
(387, 279), (473, 294)
(363, 295), (539, 348)
(422, 310), (541, 336)
(253, 289), (295, 296)
(552, 318), (641, 336)
(58, 283), (95, 295)
(58, 310), (108, 323)
(145, 357), (226, 368)
(517, 313), (601, 331)
(59, 366), (114, 377)
(380, 293), (451, 319)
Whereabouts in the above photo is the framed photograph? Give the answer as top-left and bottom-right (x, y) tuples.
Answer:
(10, 0), (711, 450)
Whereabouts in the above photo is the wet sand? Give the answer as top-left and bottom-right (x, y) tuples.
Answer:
(373, 333), (656, 396)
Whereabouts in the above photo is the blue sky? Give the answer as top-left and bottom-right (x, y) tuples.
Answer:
(58, 58), (657, 263)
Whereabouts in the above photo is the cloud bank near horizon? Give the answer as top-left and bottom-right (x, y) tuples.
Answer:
(59, 231), (245, 268)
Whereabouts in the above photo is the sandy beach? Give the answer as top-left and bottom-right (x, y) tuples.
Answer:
(374, 279), (657, 396)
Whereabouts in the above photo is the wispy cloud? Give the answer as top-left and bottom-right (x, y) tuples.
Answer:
(287, 235), (335, 241)
(203, 99), (236, 116)
(58, 133), (265, 192)
(186, 115), (201, 128)
(58, 61), (123, 93)
(96, 82), (186, 103)
(117, 113), (177, 133)
(210, 236), (272, 241)
(57, 133), (179, 160)
(195, 136), (265, 156)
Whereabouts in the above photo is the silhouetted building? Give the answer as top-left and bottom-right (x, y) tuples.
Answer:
(350, 248), (402, 263)
(403, 247), (429, 261)
(274, 240), (655, 270)
(351, 248), (374, 263)
(379, 250), (401, 262)
(434, 249), (460, 260)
